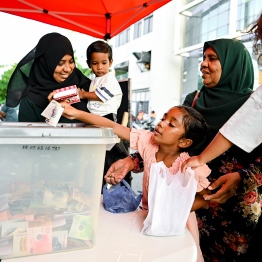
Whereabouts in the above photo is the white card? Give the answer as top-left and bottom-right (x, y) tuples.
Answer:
(41, 100), (64, 127)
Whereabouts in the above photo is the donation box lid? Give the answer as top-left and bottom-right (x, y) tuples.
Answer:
(0, 122), (120, 146)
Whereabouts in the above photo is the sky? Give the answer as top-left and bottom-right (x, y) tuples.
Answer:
(0, 12), (97, 68)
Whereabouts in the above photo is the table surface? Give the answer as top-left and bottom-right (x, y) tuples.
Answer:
(4, 198), (197, 262)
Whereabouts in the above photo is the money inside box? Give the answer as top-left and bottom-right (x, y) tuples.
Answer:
(0, 123), (119, 259)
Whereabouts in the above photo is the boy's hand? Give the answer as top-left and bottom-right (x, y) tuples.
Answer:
(78, 88), (86, 99)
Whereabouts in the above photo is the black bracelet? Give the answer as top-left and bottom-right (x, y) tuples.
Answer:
(130, 151), (144, 170)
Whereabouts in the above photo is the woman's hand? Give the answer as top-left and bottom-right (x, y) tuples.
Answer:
(104, 156), (135, 185)
(47, 91), (56, 102)
(203, 172), (241, 203)
(0, 111), (6, 120)
(181, 156), (204, 173)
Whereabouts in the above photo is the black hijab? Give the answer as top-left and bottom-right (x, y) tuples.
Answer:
(184, 38), (254, 143)
(6, 33), (91, 110)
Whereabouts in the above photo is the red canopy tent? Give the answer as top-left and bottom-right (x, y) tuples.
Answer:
(0, 0), (171, 40)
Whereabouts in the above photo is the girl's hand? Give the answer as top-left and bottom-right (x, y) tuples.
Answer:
(60, 102), (78, 120)
(104, 157), (135, 185)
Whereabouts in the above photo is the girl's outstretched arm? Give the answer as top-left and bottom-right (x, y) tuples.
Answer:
(61, 102), (131, 141)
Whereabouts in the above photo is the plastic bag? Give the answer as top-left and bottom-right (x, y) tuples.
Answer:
(102, 179), (142, 213)
(142, 162), (197, 236)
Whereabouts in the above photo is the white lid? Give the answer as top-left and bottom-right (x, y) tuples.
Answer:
(0, 123), (120, 146)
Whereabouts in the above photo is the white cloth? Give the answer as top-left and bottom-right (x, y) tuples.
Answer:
(141, 162), (198, 236)
(87, 72), (122, 116)
(220, 85), (262, 152)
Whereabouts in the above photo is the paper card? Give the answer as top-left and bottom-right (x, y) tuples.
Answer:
(53, 85), (77, 99)
(53, 85), (80, 104)
(41, 100), (64, 127)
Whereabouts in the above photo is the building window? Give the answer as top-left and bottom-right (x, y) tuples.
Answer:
(236, 0), (261, 31)
(131, 89), (150, 117)
(115, 28), (130, 47)
(182, 0), (230, 47)
(114, 61), (129, 80)
(144, 15), (153, 35)
(134, 21), (142, 39)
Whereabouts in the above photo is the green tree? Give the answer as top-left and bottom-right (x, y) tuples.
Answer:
(74, 51), (92, 77)
(0, 64), (17, 104)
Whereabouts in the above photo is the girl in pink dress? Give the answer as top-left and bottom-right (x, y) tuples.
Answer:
(61, 104), (211, 261)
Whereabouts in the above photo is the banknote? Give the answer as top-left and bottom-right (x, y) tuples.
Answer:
(68, 237), (92, 248)
(70, 187), (90, 206)
(1, 221), (28, 238)
(9, 182), (31, 200)
(13, 233), (28, 256)
(0, 238), (12, 257)
(68, 214), (92, 240)
(0, 194), (10, 206)
(0, 209), (11, 222)
(52, 217), (66, 229)
(9, 198), (31, 213)
(52, 230), (68, 251)
(67, 199), (89, 212)
(11, 213), (34, 222)
(42, 184), (69, 209)
(27, 225), (52, 254)
(0, 202), (9, 212)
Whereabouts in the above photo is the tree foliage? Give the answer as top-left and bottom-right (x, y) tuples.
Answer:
(74, 53), (92, 77)
(0, 64), (17, 104)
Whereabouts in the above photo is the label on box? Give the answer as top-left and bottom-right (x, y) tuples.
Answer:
(53, 85), (80, 104)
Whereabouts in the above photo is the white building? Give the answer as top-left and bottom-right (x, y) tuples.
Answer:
(110, 0), (261, 121)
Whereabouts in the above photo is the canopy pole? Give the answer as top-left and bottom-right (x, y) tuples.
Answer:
(104, 13), (111, 40)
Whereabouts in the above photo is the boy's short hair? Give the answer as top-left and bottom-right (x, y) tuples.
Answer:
(86, 40), (113, 61)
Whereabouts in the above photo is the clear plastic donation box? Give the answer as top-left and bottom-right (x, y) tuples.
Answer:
(0, 123), (119, 259)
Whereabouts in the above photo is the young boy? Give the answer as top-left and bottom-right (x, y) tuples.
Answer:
(78, 40), (131, 187)
(78, 40), (122, 122)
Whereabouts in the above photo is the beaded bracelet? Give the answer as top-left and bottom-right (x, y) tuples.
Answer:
(130, 151), (144, 173)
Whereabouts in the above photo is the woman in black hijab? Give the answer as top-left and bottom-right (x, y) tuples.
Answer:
(6, 32), (91, 122)
(6, 32), (132, 185)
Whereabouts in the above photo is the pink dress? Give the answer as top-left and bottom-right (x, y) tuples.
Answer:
(130, 129), (210, 262)
(130, 129), (210, 209)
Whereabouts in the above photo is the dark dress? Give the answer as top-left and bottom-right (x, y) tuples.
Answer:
(195, 145), (262, 261)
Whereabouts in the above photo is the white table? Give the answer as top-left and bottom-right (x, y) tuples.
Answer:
(4, 199), (197, 262)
